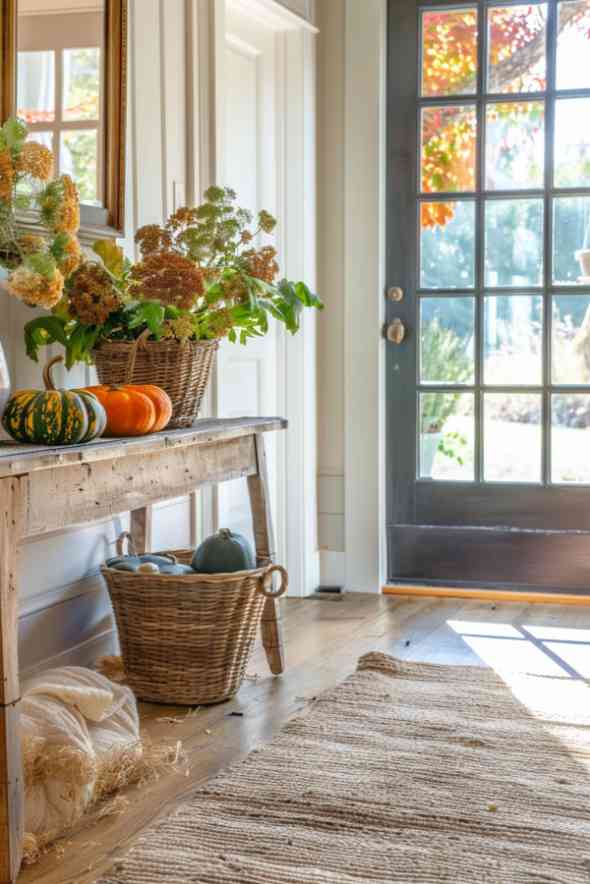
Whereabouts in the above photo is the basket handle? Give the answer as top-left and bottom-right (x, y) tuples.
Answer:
(114, 532), (178, 563)
(124, 328), (151, 383)
(258, 564), (288, 599)
(116, 531), (138, 557)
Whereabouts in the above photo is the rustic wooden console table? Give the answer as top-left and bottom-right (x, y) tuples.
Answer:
(0, 416), (287, 882)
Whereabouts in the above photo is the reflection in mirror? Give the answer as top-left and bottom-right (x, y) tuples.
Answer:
(16, 0), (105, 209)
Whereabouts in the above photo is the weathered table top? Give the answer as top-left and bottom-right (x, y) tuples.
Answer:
(0, 416), (287, 477)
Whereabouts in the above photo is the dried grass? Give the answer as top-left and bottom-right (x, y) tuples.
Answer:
(23, 735), (95, 790)
(22, 736), (187, 866)
(96, 655), (127, 683)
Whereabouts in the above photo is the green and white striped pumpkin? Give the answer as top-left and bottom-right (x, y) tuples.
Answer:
(2, 356), (107, 445)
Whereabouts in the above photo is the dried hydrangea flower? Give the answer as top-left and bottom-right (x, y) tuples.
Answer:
(17, 234), (45, 256)
(258, 210), (276, 234)
(166, 207), (199, 231)
(206, 307), (234, 339)
(0, 149), (15, 201)
(8, 266), (64, 310)
(16, 142), (53, 180)
(130, 251), (204, 310)
(55, 234), (82, 278)
(135, 224), (173, 257)
(39, 175), (80, 234)
(220, 273), (248, 304)
(245, 245), (279, 283)
(68, 262), (121, 325)
(162, 314), (197, 343)
(55, 175), (80, 233)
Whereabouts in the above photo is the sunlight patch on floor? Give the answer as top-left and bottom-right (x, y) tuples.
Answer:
(447, 618), (590, 746)
(456, 634), (567, 677)
(447, 619), (590, 679)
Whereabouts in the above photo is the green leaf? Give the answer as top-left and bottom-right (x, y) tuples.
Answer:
(130, 300), (165, 338)
(164, 305), (182, 319)
(294, 281), (323, 309)
(65, 324), (100, 369)
(92, 239), (125, 276)
(24, 316), (68, 362)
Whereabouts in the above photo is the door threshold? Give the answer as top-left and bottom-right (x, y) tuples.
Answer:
(383, 584), (590, 606)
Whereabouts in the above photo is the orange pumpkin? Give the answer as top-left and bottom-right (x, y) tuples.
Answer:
(83, 385), (157, 437)
(125, 384), (172, 432)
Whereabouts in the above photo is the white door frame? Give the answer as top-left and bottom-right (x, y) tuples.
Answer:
(187, 0), (320, 597)
(343, 0), (387, 593)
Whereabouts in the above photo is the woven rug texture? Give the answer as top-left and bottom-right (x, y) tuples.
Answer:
(100, 652), (590, 883)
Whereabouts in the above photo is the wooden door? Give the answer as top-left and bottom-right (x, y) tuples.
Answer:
(216, 2), (282, 553)
(387, 0), (590, 593)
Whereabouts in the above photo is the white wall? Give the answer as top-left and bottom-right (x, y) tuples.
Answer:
(0, 0), (192, 675)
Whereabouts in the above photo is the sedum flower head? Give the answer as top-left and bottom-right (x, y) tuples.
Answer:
(130, 251), (204, 310)
(68, 262), (121, 325)
(258, 210), (276, 234)
(135, 224), (173, 257)
(162, 314), (198, 343)
(245, 245), (279, 283)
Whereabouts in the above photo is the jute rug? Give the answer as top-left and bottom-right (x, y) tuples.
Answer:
(100, 652), (590, 883)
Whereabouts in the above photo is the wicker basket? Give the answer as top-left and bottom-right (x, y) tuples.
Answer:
(101, 532), (288, 705)
(92, 330), (218, 429)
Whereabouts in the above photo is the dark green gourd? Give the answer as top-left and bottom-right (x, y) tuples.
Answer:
(191, 528), (256, 573)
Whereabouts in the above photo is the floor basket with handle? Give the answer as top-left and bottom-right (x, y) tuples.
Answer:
(101, 532), (288, 705)
(92, 330), (218, 429)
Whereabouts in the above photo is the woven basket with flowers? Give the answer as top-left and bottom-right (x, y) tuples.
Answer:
(22, 184), (323, 428)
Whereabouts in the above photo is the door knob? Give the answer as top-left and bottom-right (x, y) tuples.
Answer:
(386, 319), (406, 344)
(387, 286), (404, 302)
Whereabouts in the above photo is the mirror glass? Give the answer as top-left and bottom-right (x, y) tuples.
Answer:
(16, 0), (105, 209)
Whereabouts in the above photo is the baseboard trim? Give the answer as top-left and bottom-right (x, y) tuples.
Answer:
(383, 584), (590, 606)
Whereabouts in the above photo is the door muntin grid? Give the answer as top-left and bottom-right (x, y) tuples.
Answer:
(416, 0), (590, 486)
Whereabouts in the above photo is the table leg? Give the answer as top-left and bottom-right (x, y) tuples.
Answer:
(130, 505), (153, 555)
(247, 434), (285, 675)
(0, 478), (25, 884)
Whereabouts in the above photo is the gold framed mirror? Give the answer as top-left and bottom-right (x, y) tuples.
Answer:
(0, 0), (126, 237)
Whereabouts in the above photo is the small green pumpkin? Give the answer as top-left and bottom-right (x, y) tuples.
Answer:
(192, 528), (256, 573)
(2, 355), (107, 445)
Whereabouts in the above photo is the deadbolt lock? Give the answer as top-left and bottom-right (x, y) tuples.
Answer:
(387, 286), (404, 302)
(386, 318), (406, 344)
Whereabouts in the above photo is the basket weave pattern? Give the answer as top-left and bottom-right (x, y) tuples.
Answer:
(92, 336), (218, 429)
(102, 546), (287, 705)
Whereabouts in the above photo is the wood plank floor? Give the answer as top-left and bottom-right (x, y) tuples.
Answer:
(21, 593), (590, 884)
